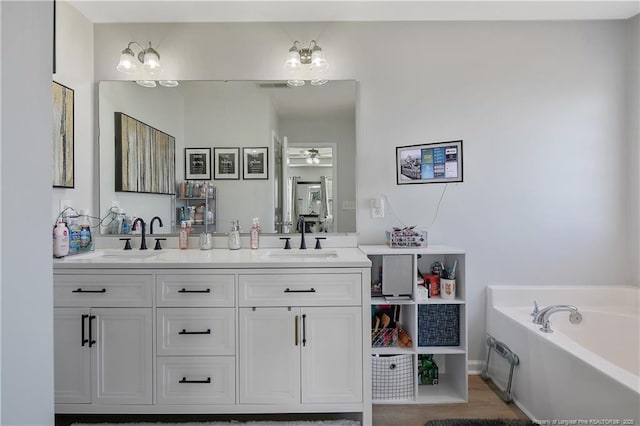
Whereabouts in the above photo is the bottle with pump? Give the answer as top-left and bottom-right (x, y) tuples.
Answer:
(78, 209), (92, 252)
(179, 221), (189, 249)
(67, 217), (81, 255)
(228, 220), (241, 250)
(53, 220), (69, 258)
(250, 217), (261, 249)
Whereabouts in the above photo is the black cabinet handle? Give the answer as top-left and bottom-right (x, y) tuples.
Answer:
(179, 377), (211, 384)
(81, 314), (89, 347)
(88, 315), (96, 347)
(284, 288), (316, 293)
(72, 288), (106, 293)
(302, 314), (307, 347)
(178, 329), (211, 335)
(178, 288), (211, 293)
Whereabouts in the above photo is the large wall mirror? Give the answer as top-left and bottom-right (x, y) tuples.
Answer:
(98, 80), (357, 236)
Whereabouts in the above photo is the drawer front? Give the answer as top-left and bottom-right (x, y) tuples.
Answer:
(54, 274), (153, 307)
(156, 356), (235, 405)
(157, 308), (235, 356)
(157, 274), (235, 307)
(238, 273), (361, 307)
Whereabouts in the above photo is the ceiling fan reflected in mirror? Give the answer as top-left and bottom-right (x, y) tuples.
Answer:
(304, 148), (321, 164)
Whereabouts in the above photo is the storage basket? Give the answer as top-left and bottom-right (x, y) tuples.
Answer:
(418, 304), (460, 346)
(371, 354), (415, 400)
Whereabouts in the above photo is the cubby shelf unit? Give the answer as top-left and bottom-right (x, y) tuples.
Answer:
(359, 245), (468, 405)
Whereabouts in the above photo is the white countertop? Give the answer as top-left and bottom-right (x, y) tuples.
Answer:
(53, 248), (372, 269)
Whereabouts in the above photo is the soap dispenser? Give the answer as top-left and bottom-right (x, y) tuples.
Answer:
(228, 220), (241, 250)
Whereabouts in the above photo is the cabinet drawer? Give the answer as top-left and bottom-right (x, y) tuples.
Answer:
(157, 308), (235, 356)
(156, 356), (235, 404)
(156, 274), (235, 307)
(238, 273), (361, 307)
(54, 274), (153, 307)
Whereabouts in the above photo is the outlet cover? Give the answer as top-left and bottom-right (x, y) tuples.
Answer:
(342, 200), (356, 210)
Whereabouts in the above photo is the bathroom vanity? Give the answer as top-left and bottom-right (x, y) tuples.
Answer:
(53, 248), (371, 423)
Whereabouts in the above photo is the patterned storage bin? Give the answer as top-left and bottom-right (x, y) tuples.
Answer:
(372, 354), (415, 400)
(418, 304), (460, 346)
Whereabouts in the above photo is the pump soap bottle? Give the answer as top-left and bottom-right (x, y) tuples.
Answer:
(228, 220), (241, 250)
(53, 220), (69, 258)
(250, 217), (261, 249)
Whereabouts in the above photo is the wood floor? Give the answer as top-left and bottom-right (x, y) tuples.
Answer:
(372, 375), (529, 426)
(57, 375), (528, 426)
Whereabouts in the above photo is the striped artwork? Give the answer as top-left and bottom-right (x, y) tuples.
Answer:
(114, 112), (175, 195)
(52, 81), (74, 188)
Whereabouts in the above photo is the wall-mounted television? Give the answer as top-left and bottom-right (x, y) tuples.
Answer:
(396, 140), (463, 185)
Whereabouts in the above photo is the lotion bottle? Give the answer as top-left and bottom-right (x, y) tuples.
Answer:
(179, 221), (189, 249)
(250, 217), (261, 250)
(53, 220), (70, 258)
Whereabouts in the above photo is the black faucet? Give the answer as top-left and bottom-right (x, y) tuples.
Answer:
(132, 218), (147, 250)
(150, 216), (163, 234)
(297, 215), (307, 249)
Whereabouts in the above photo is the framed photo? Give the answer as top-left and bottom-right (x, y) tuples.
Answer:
(52, 81), (74, 188)
(396, 140), (463, 185)
(243, 147), (268, 180)
(185, 148), (211, 180)
(214, 147), (240, 180)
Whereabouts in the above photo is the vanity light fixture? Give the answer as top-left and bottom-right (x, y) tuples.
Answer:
(284, 40), (329, 87)
(116, 41), (162, 75)
(134, 80), (179, 88)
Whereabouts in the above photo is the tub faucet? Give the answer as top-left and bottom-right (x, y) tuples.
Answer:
(533, 304), (582, 333)
(132, 217), (147, 250)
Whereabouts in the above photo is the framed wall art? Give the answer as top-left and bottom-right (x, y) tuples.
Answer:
(396, 140), (463, 185)
(52, 81), (74, 188)
(114, 112), (176, 194)
(185, 148), (211, 180)
(214, 147), (240, 180)
(243, 147), (268, 180)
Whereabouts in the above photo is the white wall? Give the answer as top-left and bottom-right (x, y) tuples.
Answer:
(627, 14), (640, 285)
(52, 0), (94, 222)
(93, 19), (636, 363)
(98, 81), (184, 232)
(1, 2), (54, 424)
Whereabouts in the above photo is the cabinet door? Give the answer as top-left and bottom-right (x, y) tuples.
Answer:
(239, 307), (300, 404)
(92, 308), (152, 404)
(54, 308), (91, 404)
(301, 306), (362, 403)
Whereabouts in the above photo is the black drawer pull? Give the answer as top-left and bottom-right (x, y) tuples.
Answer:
(178, 288), (211, 293)
(88, 315), (96, 347)
(284, 288), (316, 293)
(81, 314), (89, 347)
(178, 329), (211, 335)
(179, 377), (211, 384)
(72, 288), (106, 293)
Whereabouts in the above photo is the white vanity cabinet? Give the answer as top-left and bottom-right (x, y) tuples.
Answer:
(53, 249), (371, 423)
(238, 273), (363, 405)
(53, 273), (153, 405)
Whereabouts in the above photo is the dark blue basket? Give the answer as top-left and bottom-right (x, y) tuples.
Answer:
(418, 304), (460, 347)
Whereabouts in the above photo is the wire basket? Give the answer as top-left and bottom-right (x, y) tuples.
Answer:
(372, 326), (398, 347)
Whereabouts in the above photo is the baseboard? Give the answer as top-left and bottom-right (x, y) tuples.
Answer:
(467, 359), (484, 375)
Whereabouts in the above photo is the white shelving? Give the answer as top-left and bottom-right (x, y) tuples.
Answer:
(359, 245), (468, 405)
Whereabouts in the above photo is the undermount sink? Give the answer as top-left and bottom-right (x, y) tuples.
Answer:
(64, 250), (160, 261)
(261, 249), (338, 259)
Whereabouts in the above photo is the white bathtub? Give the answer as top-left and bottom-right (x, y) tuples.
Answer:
(486, 285), (640, 423)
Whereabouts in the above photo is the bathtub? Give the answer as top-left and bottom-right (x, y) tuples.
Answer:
(486, 285), (639, 424)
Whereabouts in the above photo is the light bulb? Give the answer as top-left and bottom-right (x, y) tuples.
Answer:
(142, 47), (161, 74)
(136, 80), (157, 88)
(116, 48), (138, 73)
(313, 157), (320, 164)
(158, 80), (179, 87)
(284, 50), (302, 72)
(311, 47), (328, 72)
(306, 157), (313, 164)
(287, 79), (305, 87)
